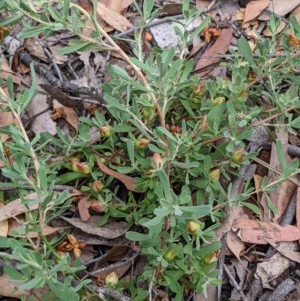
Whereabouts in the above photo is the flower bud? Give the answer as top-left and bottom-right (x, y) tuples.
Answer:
(212, 96), (225, 106)
(99, 125), (112, 138)
(77, 162), (90, 174)
(90, 200), (106, 212)
(191, 83), (205, 103)
(186, 220), (203, 236)
(163, 249), (175, 262)
(210, 169), (220, 181)
(105, 271), (118, 286)
(135, 138), (150, 149)
(92, 180), (104, 192)
(142, 107), (155, 120)
(70, 158), (90, 174)
(151, 153), (163, 169)
(231, 149), (244, 164)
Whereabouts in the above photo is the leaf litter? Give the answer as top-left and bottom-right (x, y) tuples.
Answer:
(2, 0), (300, 300)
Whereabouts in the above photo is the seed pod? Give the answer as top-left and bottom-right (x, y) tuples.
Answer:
(92, 180), (104, 192)
(99, 125), (112, 138)
(231, 149), (244, 164)
(151, 153), (163, 169)
(212, 96), (225, 106)
(135, 138), (150, 149)
(105, 271), (118, 286)
(186, 220), (203, 236)
(163, 249), (175, 262)
(210, 169), (220, 181)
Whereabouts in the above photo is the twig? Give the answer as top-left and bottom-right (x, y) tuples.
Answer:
(34, 36), (64, 82)
(0, 184), (76, 192)
(266, 278), (296, 301)
(223, 264), (248, 301)
(90, 285), (131, 301)
(148, 269), (156, 301)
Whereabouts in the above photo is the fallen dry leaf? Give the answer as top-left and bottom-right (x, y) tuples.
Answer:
(97, 2), (133, 33)
(28, 93), (57, 135)
(78, 196), (91, 222)
(268, 241), (300, 263)
(0, 202), (8, 237)
(100, 0), (132, 14)
(256, 252), (289, 289)
(259, 0), (300, 20)
(234, 218), (300, 244)
(0, 191), (80, 222)
(0, 56), (21, 85)
(195, 27), (233, 77)
(0, 111), (16, 146)
(0, 274), (34, 299)
(243, 0), (270, 24)
(96, 157), (139, 192)
(226, 229), (244, 261)
(260, 129), (295, 222)
(60, 216), (127, 239)
(0, 193), (40, 222)
(96, 245), (131, 266)
(24, 38), (49, 63)
(92, 260), (131, 280)
(297, 187), (300, 229)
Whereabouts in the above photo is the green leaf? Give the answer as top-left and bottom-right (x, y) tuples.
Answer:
(47, 279), (79, 301)
(47, 7), (62, 22)
(4, 266), (25, 281)
(113, 124), (135, 132)
(59, 41), (95, 55)
(142, 215), (163, 227)
(156, 169), (171, 199)
(237, 37), (254, 65)
(0, 14), (23, 26)
(143, 0), (155, 19)
(275, 140), (287, 169)
(19, 276), (43, 290)
(56, 172), (86, 185)
(242, 202), (260, 215)
(179, 205), (211, 219)
(172, 161), (199, 168)
(19, 25), (58, 39)
(126, 231), (150, 241)
(63, 0), (70, 19)
(130, 57), (158, 75)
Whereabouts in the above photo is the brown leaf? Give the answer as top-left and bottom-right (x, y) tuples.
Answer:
(0, 191), (81, 222)
(97, 3), (133, 32)
(226, 230), (244, 261)
(243, 0), (270, 24)
(0, 202), (8, 237)
(260, 129), (295, 222)
(0, 111), (16, 145)
(92, 260), (131, 280)
(0, 274), (34, 299)
(78, 196), (91, 222)
(60, 216), (126, 239)
(297, 187), (300, 229)
(259, 0), (300, 20)
(100, 0), (132, 14)
(268, 241), (300, 263)
(97, 245), (131, 266)
(0, 56), (21, 85)
(0, 193), (40, 222)
(24, 38), (49, 62)
(96, 157), (139, 192)
(64, 107), (79, 130)
(195, 27), (233, 77)
(215, 205), (248, 240)
(234, 218), (300, 244)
